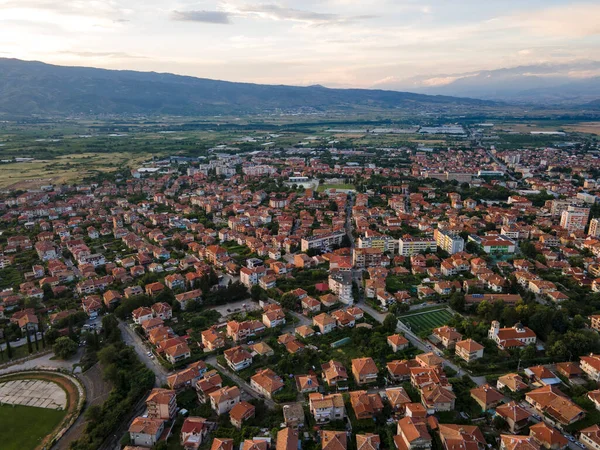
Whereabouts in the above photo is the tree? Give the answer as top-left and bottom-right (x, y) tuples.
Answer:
(382, 314), (398, 333)
(250, 284), (264, 302)
(53, 337), (78, 359)
(449, 292), (466, 312)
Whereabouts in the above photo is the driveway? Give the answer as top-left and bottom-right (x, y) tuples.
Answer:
(118, 321), (168, 386)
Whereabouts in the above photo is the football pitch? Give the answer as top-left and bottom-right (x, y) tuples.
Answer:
(399, 309), (454, 334)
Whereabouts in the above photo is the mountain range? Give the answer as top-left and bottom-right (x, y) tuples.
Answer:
(374, 61), (600, 105)
(0, 58), (493, 117)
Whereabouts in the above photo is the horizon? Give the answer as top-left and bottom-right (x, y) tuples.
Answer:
(1, 0), (599, 90)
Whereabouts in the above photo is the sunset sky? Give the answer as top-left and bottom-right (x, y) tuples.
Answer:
(1, 0), (599, 88)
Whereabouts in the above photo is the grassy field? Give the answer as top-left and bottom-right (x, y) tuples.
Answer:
(0, 152), (151, 189)
(0, 404), (66, 450)
(317, 183), (356, 192)
(399, 309), (454, 334)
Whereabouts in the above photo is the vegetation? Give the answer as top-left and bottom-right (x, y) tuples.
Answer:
(0, 404), (67, 450)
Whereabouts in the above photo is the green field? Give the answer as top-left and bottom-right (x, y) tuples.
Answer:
(317, 183), (356, 192)
(0, 404), (66, 450)
(399, 309), (454, 334)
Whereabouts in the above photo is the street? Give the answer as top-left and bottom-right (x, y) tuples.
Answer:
(118, 320), (168, 386)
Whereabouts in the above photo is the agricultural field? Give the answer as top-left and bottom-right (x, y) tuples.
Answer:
(0, 404), (66, 450)
(399, 308), (454, 334)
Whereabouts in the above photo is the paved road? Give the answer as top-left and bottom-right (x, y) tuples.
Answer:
(205, 355), (276, 409)
(118, 321), (168, 386)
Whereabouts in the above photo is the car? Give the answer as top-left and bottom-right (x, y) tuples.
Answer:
(566, 436), (575, 442)
(576, 442), (585, 449)
(147, 351), (153, 357)
(532, 414), (542, 421)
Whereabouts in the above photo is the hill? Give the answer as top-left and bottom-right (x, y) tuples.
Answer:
(0, 58), (494, 117)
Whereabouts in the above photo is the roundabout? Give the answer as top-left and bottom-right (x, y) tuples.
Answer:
(0, 370), (85, 450)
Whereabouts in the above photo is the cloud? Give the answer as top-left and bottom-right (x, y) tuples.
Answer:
(58, 50), (146, 59)
(222, 3), (376, 26)
(171, 10), (232, 24)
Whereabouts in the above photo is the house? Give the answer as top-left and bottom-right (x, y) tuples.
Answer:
(524, 366), (561, 386)
(146, 388), (177, 420)
(167, 361), (207, 390)
(497, 373), (529, 393)
(387, 360), (412, 382)
(421, 383), (456, 412)
(350, 390), (384, 420)
(455, 339), (484, 362)
(295, 374), (319, 394)
(209, 386), (241, 415)
(321, 360), (348, 387)
(438, 424), (486, 450)
(488, 321), (537, 350)
(262, 307), (286, 328)
(395, 417), (432, 450)
(301, 296), (321, 313)
(580, 425), (600, 450)
(152, 302), (173, 320)
(525, 385), (585, 425)
(132, 306), (153, 324)
(388, 334), (410, 352)
(294, 325), (315, 339)
(250, 368), (284, 399)
(470, 384), (504, 411)
(313, 313), (336, 334)
(277, 428), (299, 450)
(201, 327), (225, 351)
(224, 346), (253, 372)
(580, 354), (600, 382)
(321, 431), (347, 450)
(496, 401), (532, 434)
(250, 342), (275, 357)
(308, 393), (346, 423)
(356, 434), (380, 450)
(500, 435), (540, 450)
(196, 370), (223, 402)
(227, 320), (265, 342)
(181, 417), (211, 450)
(145, 282), (165, 296)
(229, 401), (255, 429)
(352, 357), (379, 385)
(165, 342), (191, 364)
(386, 387), (412, 412)
(331, 309), (356, 327)
(555, 362), (582, 380)
(129, 417), (165, 447)
(283, 403), (305, 429)
(176, 289), (202, 310)
(212, 438), (234, 450)
(587, 390), (600, 411)
(529, 422), (568, 450)
(432, 326), (462, 349)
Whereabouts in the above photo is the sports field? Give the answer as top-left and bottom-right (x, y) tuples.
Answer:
(399, 309), (454, 334)
(0, 404), (66, 450)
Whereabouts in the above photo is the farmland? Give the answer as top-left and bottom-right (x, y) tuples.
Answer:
(399, 308), (454, 334)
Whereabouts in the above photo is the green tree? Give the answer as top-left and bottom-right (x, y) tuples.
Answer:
(53, 337), (78, 359)
(382, 314), (398, 333)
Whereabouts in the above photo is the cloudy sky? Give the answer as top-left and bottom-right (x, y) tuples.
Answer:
(1, 0), (599, 88)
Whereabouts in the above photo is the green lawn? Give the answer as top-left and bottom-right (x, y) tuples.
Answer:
(0, 404), (66, 450)
(399, 309), (454, 334)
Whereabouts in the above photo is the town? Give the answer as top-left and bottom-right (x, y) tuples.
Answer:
(1, 122), (600, 450)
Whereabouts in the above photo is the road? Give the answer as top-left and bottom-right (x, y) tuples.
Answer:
(118, 321), (168, 386)
(205, 355), (276, 409)
(0, 348), (82, 374)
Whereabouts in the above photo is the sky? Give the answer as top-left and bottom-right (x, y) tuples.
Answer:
(0, 0), (599, 88)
